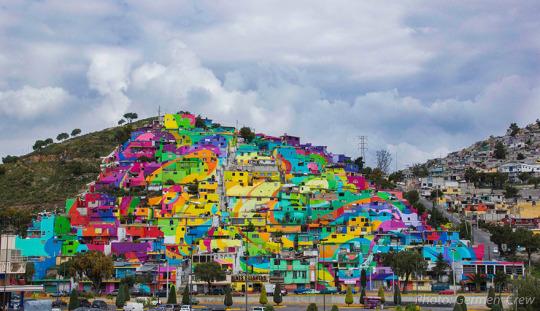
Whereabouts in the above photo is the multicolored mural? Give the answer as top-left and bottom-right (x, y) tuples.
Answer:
(15, 113), (485, 293)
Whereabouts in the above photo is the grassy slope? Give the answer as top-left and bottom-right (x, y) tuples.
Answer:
(0, 118), (155, 210)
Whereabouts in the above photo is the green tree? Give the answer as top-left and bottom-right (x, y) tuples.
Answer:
(467, 272), (486, 292)
(528, 177), (540, 189)
(381, 249), (427, 293)
(432, 253), (450, 282)
(360, 268), (367, 288)
(224, 285), (233, 307)
(56, 132), (69, 141)
(509, 122), (520, 136)
(453, 295), (467, 311)
(393, 285), (402, 305)
(239, 127), (256, 143)
(118, 119), (126, 125)
(44, 138), (54, 145)
(459, 221), (473, 241)
(0, 207), (35, 237)
(359, 287), (366, 304)
(116, 284), (127, 308)
(486, 286), (495, 309)
(353, 156), (365, 170)
(345, 285), (353, 306)
(493, 271), (508, 293)
(195, 115), (207, 129)
(72, 251), (113, 292)
(330, 305), (339, 311)
(71, 128), (82, 137)
(2, 155), (18, 164)
(517, 153), (525, 160)
(259, 285), (268, 305)
(504, 185), (519, 199)
(193, 262), (226, 290)
(68, 289), (80, 310)
(511, 276), (540, 311)
(411, 164), (429, 177)
(404, 190), (420, 205)
(24, 262), (35, 282)
(494, 142), (506, 159)
(273, 283), (283, 305)
(464, 167), (478, 184)
(306, 303), (318, 311)
(167, 284), (177, 304)
(182, 286), (190, 305)
(123, 112), (138, 124)
(32, 139), (46, 150)
(515, 228), (540, 266)
(377, 286), (386, 304)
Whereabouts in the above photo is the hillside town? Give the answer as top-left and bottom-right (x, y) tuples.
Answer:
(0, 113), (529, 310)
(404, 121), (540, 230)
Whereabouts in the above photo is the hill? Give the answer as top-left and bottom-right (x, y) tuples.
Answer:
(0, 118), (155, 210)
(412, 119), (540, 181)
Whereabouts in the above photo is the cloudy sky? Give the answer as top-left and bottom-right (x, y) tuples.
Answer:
(1, 1), (540, 168)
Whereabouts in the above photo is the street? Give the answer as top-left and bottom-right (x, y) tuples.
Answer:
(419, 198), (499, 261)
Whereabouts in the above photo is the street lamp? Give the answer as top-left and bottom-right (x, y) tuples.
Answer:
(320, 238), (328, 311)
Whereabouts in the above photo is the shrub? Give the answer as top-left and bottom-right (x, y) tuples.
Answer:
(167, 284), (177, 304)
(330, 305), (339, 311)
(2, 155), (18, 164)
(378, 286), (386, 304)
(264, 305), (275, 311)
(345, 286), (353, 306)
(393, 285), (402, 305)
(273, 283), (283, 305)
(116, 284), (127, 308)
(259, 285), (268, 305)
(224, 285), (233, 307)
(182, 286), (190, 305)
(68, 289), (80, 310)
(359, 287), (366, 304)
(306, 303), (318, 311)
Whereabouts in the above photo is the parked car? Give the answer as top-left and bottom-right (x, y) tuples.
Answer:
(305, 289), (320, 294)
(180, 305), (192, 311)
(431, 283), (450, 292)
(52, 299), (67, 308)
(209, 288), (225, 295)
(252, 307), (266, 311)
(320, 287), (338, 294)
(91, 299), (109, 309)
(162, 304), (176, 311)
(79, 299), (91, 308)
(438, 289), (456, 295)
(293, 288), (311, 294)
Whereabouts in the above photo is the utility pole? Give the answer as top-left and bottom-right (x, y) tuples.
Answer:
(358, 136), (368, 167)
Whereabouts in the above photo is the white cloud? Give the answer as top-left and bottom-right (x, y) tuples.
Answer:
(0, 86), (70, 119)
(1, 1), (540, 167)
(86, 48), (140, 122)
